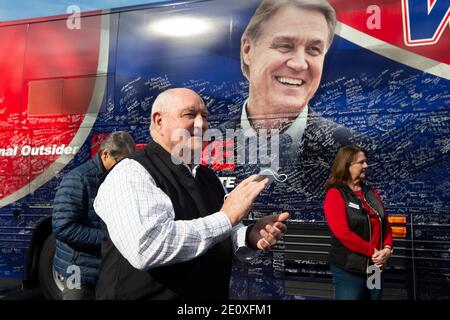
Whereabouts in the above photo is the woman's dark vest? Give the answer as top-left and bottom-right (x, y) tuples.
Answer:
(95, 141), (232, 300)
(328, 183), (387, 275)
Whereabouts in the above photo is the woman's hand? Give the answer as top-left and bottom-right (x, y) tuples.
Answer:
(371, 247), (392, 266)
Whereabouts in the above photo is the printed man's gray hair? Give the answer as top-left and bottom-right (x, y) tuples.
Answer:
(240, 0), (337, 80)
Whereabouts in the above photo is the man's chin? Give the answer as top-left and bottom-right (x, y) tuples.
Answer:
(189, 137), (204, 148)
(269, 99), (307, 117)
(188, 140), (204, 158)
(169, 140), (204, 165)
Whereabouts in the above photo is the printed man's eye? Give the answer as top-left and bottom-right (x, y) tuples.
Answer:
(307, 46), (322, 55)
(278, 43), (294, 52)
(271, 42), (294, 52)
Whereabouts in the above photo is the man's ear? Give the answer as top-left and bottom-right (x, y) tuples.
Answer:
(242, 37), (252, 66)
(152, 112), (163, 133)
(100, 150), (108, 162)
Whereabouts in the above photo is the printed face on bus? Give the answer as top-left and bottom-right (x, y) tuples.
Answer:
(242, 5), (329, 119)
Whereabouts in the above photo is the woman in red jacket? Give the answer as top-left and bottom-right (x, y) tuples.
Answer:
(324, 144), (393, 300)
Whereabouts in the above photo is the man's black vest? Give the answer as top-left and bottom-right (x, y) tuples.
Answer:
(95, 141), (232, 300)
(328, 183), (387, 275)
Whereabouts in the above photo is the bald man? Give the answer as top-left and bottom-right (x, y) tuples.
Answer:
(94, 88), (289, 300)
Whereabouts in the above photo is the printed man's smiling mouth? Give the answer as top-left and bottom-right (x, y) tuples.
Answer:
(275, 76), (304, 87)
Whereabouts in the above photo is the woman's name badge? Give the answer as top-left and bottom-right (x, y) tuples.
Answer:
(348, 202), (360, 209)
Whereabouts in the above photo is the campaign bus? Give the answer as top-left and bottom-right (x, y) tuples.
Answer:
(0, 0), (449, 299)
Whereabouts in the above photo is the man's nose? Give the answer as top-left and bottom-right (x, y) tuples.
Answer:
(286, 49), (308, 71)
(194, 114), (207, 130)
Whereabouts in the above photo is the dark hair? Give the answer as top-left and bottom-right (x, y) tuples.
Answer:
(325, 144), (368, 189)
(100, 131), (136, 160)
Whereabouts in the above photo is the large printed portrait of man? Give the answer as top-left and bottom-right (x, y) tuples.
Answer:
(216, 0), (365, 216)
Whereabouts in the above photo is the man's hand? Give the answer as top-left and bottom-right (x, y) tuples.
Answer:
(247, 212), (289, 250)
(220, 175), (269, 226)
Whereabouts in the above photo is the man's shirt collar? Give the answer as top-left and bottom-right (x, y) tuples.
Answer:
(240, 99), (308, 145)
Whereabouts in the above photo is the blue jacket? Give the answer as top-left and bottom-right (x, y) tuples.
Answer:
(52, 154), (105, 285)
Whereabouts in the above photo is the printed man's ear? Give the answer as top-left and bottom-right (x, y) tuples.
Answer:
(242, 37), (252, 66)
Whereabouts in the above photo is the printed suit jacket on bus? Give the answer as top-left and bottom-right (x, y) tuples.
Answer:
(215, 106), (366, 218)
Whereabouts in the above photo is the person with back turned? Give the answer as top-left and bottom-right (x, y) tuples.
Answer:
(52, 131), (136, 300)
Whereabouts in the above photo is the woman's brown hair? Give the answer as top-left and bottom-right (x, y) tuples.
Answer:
(325, 144), (368, 189)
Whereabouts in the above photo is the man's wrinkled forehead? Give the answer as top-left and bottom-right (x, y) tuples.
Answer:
(172, 96), (206, 113)
(163, 90), (203, 111)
